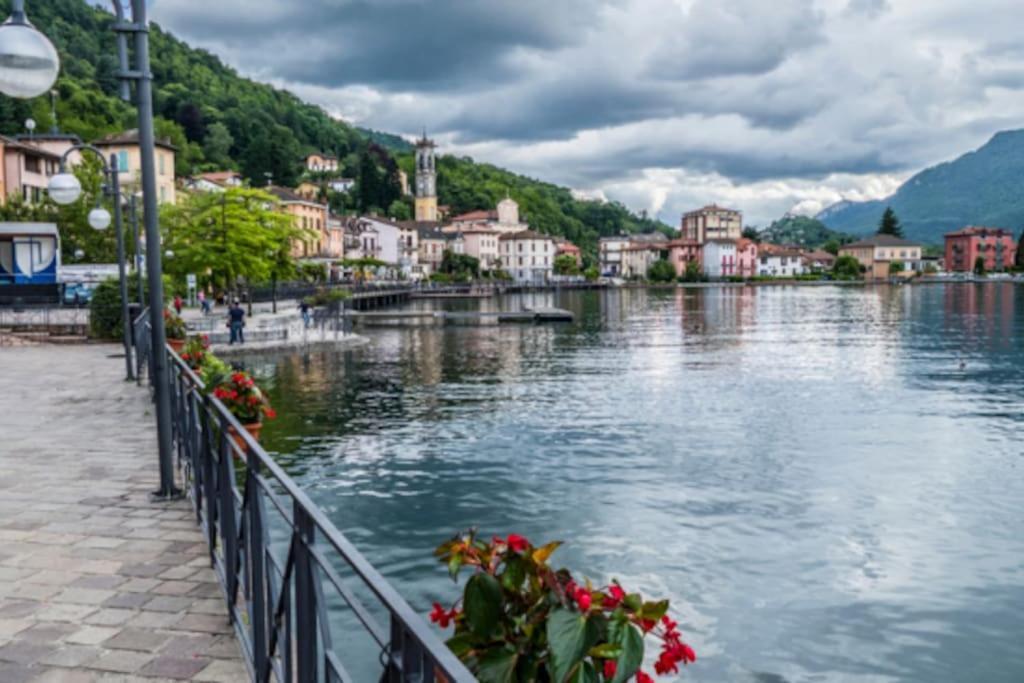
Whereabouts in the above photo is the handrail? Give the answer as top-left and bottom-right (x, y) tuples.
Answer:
(161, 345), (475, 682)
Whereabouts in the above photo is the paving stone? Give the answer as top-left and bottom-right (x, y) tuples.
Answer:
(138, 655), (211, 680)
(86, 649), (154, 674)
(187, 583), (222, 599)
(103, 628), (171, 652)
(33, 604), (97, 623)
(172, 614), (231, 635)
(187, 599), (226, 616)
(65, 626), (120, 646)
(203, 636), (242, 660)
(29, 668), (101, 682)
(16, 622), (77, 643)
(0, 639), (56, 664)
(69, 575), (127, 591)
(153, 581), (198, 597)
(125, 611), (181, 629)
(192, 658), (249, 682)
(118, 563), (166, 578)
(37, 643), (103, 668)
(159, 633), (218, 659)
(0, 602), (40, 619)
(0, 619), (32, 639)
(145, 596), (194, 613)
(118, 578), (161, 593)
(0, 661), (35, 683)
(82, 609), (135, 627)
(101, 592), (153, 610)
(52, 588), (117, 606)
(157, 566), (197, 581)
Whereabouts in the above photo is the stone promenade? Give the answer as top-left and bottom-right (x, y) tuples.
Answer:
(0, 345), (247, 682)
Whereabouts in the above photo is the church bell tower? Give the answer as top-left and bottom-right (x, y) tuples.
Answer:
(414, 132), (438, 222)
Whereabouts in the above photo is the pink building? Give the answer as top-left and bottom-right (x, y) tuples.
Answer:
(944, 226), (1017, 272)
(666, 239), (702, 277)
(736, 238), (758, 278)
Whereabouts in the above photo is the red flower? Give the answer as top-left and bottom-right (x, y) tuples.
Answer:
(603, 659), (617, 679)
(574, 587), (592, 611)
(506, 534), (529, 552)
(231, 372), (246, 383)
(604, 584), (626, 609)
(635, 672), (654, 683)
(681, 643), (696, 664)
(264, 408), (277, 420)
(429, 603), (452, 628)
(639, 618), (656, 633)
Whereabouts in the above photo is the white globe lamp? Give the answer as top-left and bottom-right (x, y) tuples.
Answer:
(88, 207), (111, 231)
(47, 171), (81, 205)
(0, 4), (60, 99)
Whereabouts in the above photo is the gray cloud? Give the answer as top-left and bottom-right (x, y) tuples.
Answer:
(150, 0), (1024, 225)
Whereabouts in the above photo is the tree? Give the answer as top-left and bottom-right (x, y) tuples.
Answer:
(822, 238), (840, 255)
(974, 255), (986, 276)
(877, 206), (904, 238)
(741, 227), (761, 242)
(203, 122), (234, 168)
(160, 187), (307, 295)
(680, 260), (703, 283)
(438, 251), (480, 280)
(647, 259), (676, 283)
(583, 265), (599, 281)
(888, 260), (905, 275)
(832, 254), (862, 280)
(553, 254), (580, 276)
(387, 199), (411, 221)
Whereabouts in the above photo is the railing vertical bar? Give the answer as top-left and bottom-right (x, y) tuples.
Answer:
(294, 504), (318, 683)
(247, 450), (269, 681)
(218, 432), (239, 614)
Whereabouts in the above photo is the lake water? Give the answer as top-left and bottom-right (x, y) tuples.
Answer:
(253, 284), (1024, 682)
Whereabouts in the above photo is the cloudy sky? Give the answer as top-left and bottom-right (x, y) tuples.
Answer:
(149, 0), (1024, 227)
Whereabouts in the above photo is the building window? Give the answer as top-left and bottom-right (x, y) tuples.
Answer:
(118, 150), (129, 172)
(159, 154), (165, 176)
(160, 186), (166, 203)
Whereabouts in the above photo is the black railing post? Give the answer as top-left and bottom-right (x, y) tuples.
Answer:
(202, 409), (218, 556)
(293, 503), (319, 682)
(218, 429), (239, 610)
(246, 450), (269, 681)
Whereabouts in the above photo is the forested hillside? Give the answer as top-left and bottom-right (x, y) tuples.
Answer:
(0, 0), (669, 262)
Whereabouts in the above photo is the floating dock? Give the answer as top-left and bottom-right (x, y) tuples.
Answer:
(348, 307), (573, 325)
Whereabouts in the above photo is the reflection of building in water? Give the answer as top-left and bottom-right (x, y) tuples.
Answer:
(675, 287), (755, 347)
(943, 282), (1016, 350)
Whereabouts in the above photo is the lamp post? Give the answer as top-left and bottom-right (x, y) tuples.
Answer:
(48, 144), (133, 381)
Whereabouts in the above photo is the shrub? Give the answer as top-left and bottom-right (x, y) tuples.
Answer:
(199, 354), (231, 391)
(305, 287), (351, 308)
(832, 255), (862, 280)
(647, 259), (676, 283)
(88, 277), (124, 339)
(432, 530), (696, 682)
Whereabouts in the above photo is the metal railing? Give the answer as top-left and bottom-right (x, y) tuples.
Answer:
(159, 344), (474, 683)
(133, 307), (152, 387)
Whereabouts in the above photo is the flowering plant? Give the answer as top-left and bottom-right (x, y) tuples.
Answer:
(164, 309), (187, 340)
(432, 530), (695, 682)
(179, 335), (210, 371)
(212, 371), (276, 425)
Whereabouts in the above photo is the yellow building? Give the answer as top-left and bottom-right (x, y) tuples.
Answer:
(267, 186), (330, 258)
(94, 130), (176, 204)
(413, 133), (438, 222)
(839, 235), (923, 279)
(681, 204), (742, 243)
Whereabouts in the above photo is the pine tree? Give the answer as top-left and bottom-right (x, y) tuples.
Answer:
(877, 207), (904, 238)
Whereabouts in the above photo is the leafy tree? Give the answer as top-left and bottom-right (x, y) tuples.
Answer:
(822, 238), (840, 255)
(741, 227), (761, 242)
(833, 254), (862, 280)
(888, 260), (905, 275)
(160, 187), (307, 295)
(203, 122), (234, 168)
(647, 259), (677, 283)
(583, 265), (599, 281)
(387, 199), (411, 221)
(680, 260), (703, 283)
(553, 254), (580, 276)
(974, 255), (986, 276)
(439, 251), (480, 280)
(877, 206), (904, 238)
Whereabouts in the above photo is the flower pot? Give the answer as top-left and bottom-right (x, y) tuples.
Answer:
(227, 422), (262, 456)
(167, 338), (186, 353)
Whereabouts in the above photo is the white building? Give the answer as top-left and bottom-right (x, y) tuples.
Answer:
(357, 217), (403, 265)
(599, 235), (631, 276)
(499, 230), (555, 284)
(757, 247), (807, 277)
(447, 196), (529, 235)
(329, 178), (355, 193)
(703, 239), (738, 278)
(620, 244), (659, 279)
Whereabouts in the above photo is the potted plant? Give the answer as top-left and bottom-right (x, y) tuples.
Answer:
(164, 309), (188, 353)
(179, 334), (210, 373)
(212, 371), (276, 453)
(430, 531), (696, 683)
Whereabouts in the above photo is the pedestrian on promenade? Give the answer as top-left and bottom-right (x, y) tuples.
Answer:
(299, 299), (311, 328)
(198, 290), (210, 316)
(173, 294), (183, 316)
(228, 299), (246, 344)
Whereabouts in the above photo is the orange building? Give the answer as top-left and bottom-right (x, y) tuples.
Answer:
(944, 226), (1016, 272)
(267, 186), (331, 258)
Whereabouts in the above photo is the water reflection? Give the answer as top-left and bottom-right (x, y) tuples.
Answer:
(243, 284), (1024, 682)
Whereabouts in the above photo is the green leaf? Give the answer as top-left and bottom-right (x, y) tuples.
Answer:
(567, 660), (598, 683)
(477, 647), (518, 683)
(532, 541), (562, 565)
(638, 600), (669, 622)
(622, 594), (642, 611)
(447, 553), (464, 579)
(588, 643), (622, 659)
(547, 608), (598, 683)
(464, 573), (502, 638)
(445, 633), (475, 659)
(501, 556), (527, 592)
(611, 623), (644, 683)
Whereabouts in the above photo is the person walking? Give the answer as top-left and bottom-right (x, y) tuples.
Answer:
(197, 290), (210, 316)
(173, 294), (183, 316)
(228, 299), (246, 345)
(299, 299), (311, 328)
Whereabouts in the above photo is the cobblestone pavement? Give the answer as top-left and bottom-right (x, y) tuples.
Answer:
(0, 345), (248, 682)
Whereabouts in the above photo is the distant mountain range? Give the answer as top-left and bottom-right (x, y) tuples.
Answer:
(816, 130), (1024, 244)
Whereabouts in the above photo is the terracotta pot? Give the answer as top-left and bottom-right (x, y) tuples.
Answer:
(227, 422), (262, 456)
(167, 338), (186, 353)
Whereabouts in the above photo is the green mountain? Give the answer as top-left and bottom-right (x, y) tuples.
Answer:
(0, 0), (669, 262)
(759, 215), (853, 248)
(817, 130), (1024, 244)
